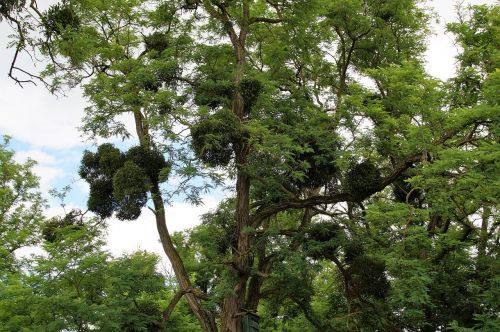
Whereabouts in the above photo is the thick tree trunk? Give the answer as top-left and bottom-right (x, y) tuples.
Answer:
(220, 26), (251, 331)
(220, 83), (250, 332)
(220, 164), (251, 331)
(201, 3), (253, 330)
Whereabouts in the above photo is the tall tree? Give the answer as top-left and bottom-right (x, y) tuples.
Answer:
(2, 1), (498, 331)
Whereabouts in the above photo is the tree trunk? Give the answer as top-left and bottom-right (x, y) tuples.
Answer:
(220, 164), (251, 331)
(151, 185), (217, 332)
(478, 205), (490, 259)
(200, 3), (253, 330)
(133, 113), (217, 331)
(220, 74), (250, 332)
(220, 25), (251, 331)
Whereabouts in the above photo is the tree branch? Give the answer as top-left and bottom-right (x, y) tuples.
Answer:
(160, 287), (210, 326)
(202, 0), (239, 49)
(249, 16), (283, 24)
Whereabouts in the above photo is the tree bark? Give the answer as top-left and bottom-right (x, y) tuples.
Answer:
(220, 9), (253, 332)
(220, 47), (250, 332)
(151, 185), (217, 331)
(478, 205), (490, 259)
(132, 114), (217, 331)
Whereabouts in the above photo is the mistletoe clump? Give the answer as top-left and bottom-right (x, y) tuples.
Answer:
(343, 241), (390, 299)
(348, 254), (390, 300)
(304, 222), (343, 260)
(344, 240), (364, 263)
(79, 143), (124, 181)
(194, 80), (234, 109)
(79, 144), (123, 218)
(239, 78), (263, 115)
(144, 31), (169, 54)
(79, 144), (170, 220)
(191, 108), (242, 167)
(125, 145), (171, 183)
(112, 161), (149, 220)
(132, 69), (162, 92)
(345, 160), (383, 200)
(156, 61), (181, 87)
(44, 3), (80, 36)
(87, 178), (116, 219)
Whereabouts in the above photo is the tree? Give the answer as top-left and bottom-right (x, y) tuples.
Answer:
(0, 139), (200, 331)
(1, 213), (201, 331)
(0, 136), (45, 274)
(2, 1), (498, 331)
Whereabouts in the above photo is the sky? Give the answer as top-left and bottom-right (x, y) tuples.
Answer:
(0, 0), (496, 261)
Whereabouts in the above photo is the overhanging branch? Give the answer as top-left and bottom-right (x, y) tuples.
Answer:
(250, 154), (422, 227)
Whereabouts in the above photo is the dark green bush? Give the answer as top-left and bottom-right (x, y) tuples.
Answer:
(349, 255), (390, 299)
(239, 78), (263, 115)
(42, 210), (83, 243)
(79, 144), (170, 220)
(304, 222), (342, 260)
(125, 146), (170, 183)
(194, 80), (234, 109)
(296, 139), (340, 189)
(345, 160), (383, 200)
(144, 31), (169, 54)
(191, 108), (241, 167)
(113, 161), (149, 220)
(45, 3), (80, 36)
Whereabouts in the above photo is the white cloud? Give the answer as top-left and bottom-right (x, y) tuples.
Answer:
(425, 0), (498, 81)
(33, 165), (65, 194)
(15, 149), (57, 164)
(0, 83), (86, 149)
(74, 178), (90, 195)
(15, 245), (46, 260)
(104, 196), (219, 259)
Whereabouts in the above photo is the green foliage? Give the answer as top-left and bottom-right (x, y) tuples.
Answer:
(80, 144), (123, 219)
(248, 107), (341, 200)
(112, 161), (149, 220)
(295, 137), (340, 189)
(124, 146), (171, 184)
(0, 136), (45, 273)
(0, 0), (25, 19)
(44, 3), (80, 36)
(239, 78), (263, 115)
(79, 144), (170, 220)
(344, 160), (382, 200)
(1, 212), (198, 331)
(42, 210), (83, 243)
(303, 222), (342, 260)
(191, 108), (242, 167)
(87, 178), (116, 219)
(144, 31), (170, 55)
(194, 80), (234, 109)
(348, 255), (389, 300)
(3, 1), (499, 331)
(446, 4), (499, 109)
